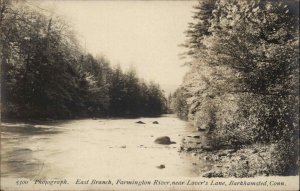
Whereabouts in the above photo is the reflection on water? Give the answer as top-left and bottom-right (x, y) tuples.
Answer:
(1, 115), (213, 179)
(1, 124), (63, 135)
(2, 148), (42, 178)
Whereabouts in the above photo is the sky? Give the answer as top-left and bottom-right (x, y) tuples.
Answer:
(35, 1), (196, 95)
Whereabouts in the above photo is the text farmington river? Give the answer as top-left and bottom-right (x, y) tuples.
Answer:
(9, 177), (294, 190)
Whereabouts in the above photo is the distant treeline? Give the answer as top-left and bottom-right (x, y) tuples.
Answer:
(0, 1), (167, 119)
(171, 0), (299, 176)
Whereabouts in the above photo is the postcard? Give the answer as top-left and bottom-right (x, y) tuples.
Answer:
(1, 0), (299, 190)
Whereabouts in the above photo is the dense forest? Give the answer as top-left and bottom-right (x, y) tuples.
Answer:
(172, 0), (299, 176)
(0, 1), (167, 119)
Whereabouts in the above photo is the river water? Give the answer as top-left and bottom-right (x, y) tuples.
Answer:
(1, 115), (212, 179)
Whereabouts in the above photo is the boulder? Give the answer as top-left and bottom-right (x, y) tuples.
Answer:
(227, 149), (236, 154)
(201, 145), (213, 151)
(136, 121), (145, 124)
(154, 136), (176, 145)
(157, 164), (165, 169)
(252, 148), (259, 154)
(197, 124), (207, 131)
(202, 170), (224, 178)
(218, 152), (228, 157)
(240, 155), (247, 160)
(153, 121), (159, 124)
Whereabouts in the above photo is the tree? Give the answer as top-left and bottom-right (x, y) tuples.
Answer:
(178, 0), (299, 175)
(181, 0), (217, 60)
(1, 1), (167, 119)
(204, 0), (299, 141)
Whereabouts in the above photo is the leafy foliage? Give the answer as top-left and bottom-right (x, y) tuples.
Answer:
(173, 0), (299, 176)
(1, 1), (167, 119)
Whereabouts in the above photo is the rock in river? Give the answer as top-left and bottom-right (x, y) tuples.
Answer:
(157, 164), (165, 169)
(154, 136), (176, 145)
(136, 121), (145, 124)
(153, 121), (159, 124)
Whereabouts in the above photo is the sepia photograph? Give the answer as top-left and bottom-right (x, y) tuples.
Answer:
(0, 0), (299, 190)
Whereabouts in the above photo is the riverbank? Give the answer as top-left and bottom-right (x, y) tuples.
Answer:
(179, 132), (274, 178)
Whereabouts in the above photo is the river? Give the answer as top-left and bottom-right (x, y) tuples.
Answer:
(1, 115), (213, 179)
